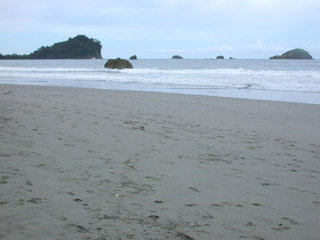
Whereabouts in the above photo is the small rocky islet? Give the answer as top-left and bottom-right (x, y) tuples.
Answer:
(129, 55), (137, 60)
(270, 48), (312, 59)
(0, 34), (314, 61)
(104, 58), (133, 69)
(171, 55), (183, 59)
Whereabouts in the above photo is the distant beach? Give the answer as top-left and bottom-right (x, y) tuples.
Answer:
(1, 84), (319, 239)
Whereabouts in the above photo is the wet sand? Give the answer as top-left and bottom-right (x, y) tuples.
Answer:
(0, 84), (320, 240)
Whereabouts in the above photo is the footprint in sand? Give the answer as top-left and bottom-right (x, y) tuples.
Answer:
(176, 232), (194, 240)
(244, 222), (256, 227)
(212, 202), (243, 208)
(281, 217), (299, 225)
(272, 224), (290, 231)
(188, 187), (200, 193)
(251, 203), (263, 206)
(0, 176), (10, 184)
(51, 214), (67, 221)
(238, 236), (265, 240)
(26, 181), (33, 186)
(272, 217), (299, 231)
(27, 198), (42, 204)
(67, 224), (89, 233)
(185, 203), (196, 207)
(147, 215), (159, 220)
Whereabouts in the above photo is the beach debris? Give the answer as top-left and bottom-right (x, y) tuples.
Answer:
(115, 194), (120, 198)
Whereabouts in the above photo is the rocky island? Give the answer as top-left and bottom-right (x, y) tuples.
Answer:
(104, 58), (133, 69)
(0, 35), (102, 59)
(270, 48), (312, 59)
(171, 55), (183, 59)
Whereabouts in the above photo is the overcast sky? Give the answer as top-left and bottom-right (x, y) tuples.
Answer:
(1, 0), (319, 59)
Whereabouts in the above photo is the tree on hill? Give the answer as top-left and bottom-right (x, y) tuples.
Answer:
(0, 35), (103, 59)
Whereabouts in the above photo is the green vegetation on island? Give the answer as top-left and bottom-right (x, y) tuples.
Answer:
(270, 48), (312, 59)
(0, 35), (102, 59)
(130, 55), (137, 60)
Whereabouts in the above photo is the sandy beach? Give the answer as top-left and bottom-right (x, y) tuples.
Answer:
(0, 84), (319, 240)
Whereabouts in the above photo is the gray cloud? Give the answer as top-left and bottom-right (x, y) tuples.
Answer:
(0, 0), (319, 58)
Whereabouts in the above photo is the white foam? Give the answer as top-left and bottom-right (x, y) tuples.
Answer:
(1, 64), (320, 93)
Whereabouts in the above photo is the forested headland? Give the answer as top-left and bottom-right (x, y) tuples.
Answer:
(0, 35), (102, 59)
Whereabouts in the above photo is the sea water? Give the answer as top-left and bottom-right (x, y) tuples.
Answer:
(0, 59), (320, 104)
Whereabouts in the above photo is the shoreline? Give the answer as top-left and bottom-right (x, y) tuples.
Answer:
(1, 58), (320, 105)
(1, 82), (320, 105)
(1, 84), (320, 239)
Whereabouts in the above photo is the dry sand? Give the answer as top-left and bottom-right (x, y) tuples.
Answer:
(0, 84), (320, 240)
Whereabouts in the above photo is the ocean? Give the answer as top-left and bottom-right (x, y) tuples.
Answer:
(0, 59), (320, 104)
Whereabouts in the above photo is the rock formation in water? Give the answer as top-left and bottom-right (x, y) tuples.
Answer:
(130, 55), (137, 60)
(104, 58), (133, 69)
(216, 55), (224, 59)
(171, 55), (183, 59)
(270, 48), (312, 59)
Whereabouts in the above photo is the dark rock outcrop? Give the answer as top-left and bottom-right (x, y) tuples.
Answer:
(172, 55), (183, 59)
(270, 48), (312, 59)
(104, 58), (133, 69)
(216, 55), (224, 59)
(130, 55), (137, 60)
